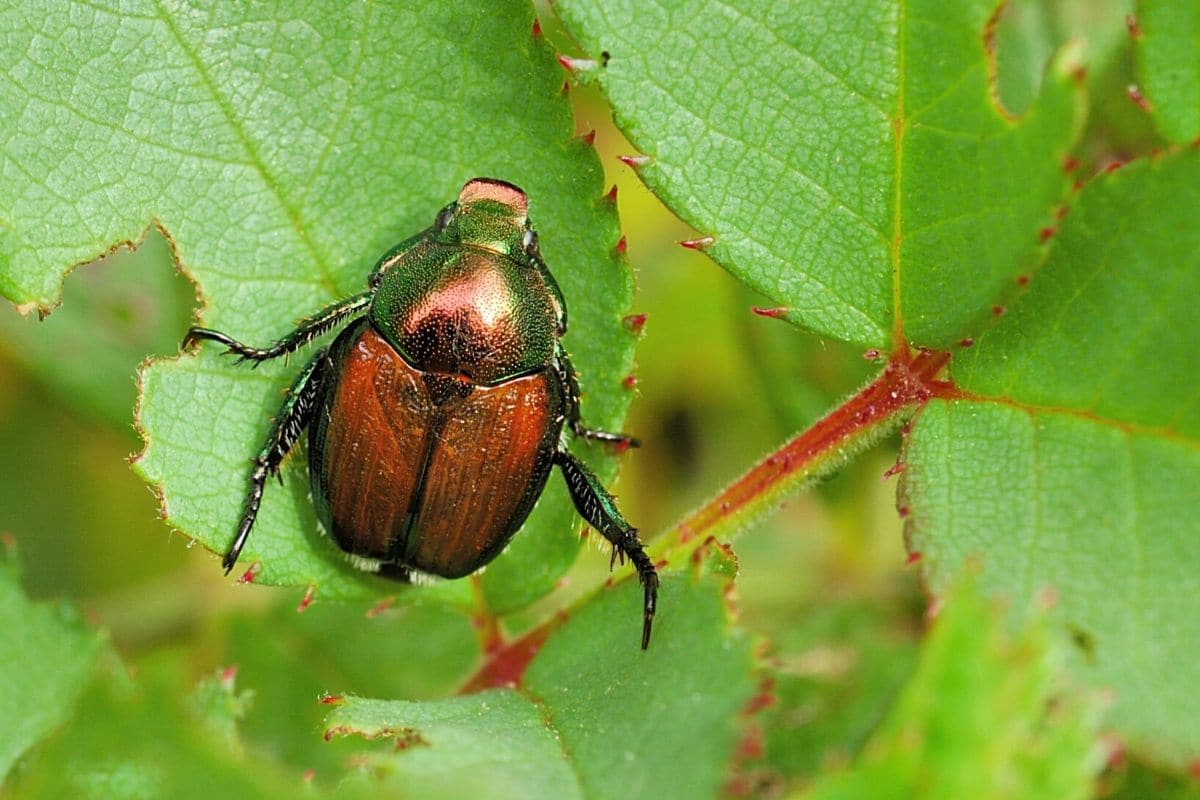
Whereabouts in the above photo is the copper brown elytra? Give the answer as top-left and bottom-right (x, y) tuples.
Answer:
(183, 178), (658, 648)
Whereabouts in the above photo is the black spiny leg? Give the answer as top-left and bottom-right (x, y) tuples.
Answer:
(223, 350), (327, 573)
(555, 348), (640, 448)
(556, 451), (659, 649)
(183, 292), (371, 365)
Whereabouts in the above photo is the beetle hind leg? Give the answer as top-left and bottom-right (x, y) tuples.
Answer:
(555, 451), (658, 649)
(223, 350), (328, 574)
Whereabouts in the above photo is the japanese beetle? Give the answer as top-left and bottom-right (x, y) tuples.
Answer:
(183, 178), (658, 648)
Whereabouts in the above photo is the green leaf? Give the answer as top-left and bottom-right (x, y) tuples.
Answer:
(0, 3), (637, 604)
(804, 579), (1103, 800)
(0, 542), (103, 783)
(554, 0), (1083, 347)
(326, 692), (582, 800)
(8, 655), (326, 800)
(1135, 0), (1200, 143)
(0, 230), (191, 429)
(901, 150), (1200, 767)
(325, 574), (755, 800)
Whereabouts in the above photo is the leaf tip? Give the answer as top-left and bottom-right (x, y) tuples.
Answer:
(679, 235), (716, 250)
(1125, 13), (1141, 40)
(1126, 84), (1152, 113)
(237, 561), (261, 584)
(366, 595), (396, 618)
(296, 584), (316, 613)
(557, 54), (600, 75)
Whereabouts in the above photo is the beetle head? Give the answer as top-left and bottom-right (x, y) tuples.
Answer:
(433, 178), (533, 257)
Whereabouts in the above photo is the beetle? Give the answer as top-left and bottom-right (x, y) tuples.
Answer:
(183, 178), (658, 648)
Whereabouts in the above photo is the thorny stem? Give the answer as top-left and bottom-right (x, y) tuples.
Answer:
(468, 574), (504, 656)
(652, 348), (952, 566)
(459, 349), (952, 688)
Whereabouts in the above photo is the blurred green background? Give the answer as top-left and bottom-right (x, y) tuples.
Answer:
(1, 1), (1192, 795)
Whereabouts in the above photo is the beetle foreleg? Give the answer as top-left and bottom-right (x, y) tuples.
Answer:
(183, 292), (371, 365)
(223, 350), (328, 573)
(555, 451), (658, 649)
(554, 349), (641, 448)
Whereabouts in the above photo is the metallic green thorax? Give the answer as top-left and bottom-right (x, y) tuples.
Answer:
(181, 176), (660, 648)
(369, 179), (565, 386)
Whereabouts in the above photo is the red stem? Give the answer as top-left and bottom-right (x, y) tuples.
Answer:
(676, 349), (949, 544)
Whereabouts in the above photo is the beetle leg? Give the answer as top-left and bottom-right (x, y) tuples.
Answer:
(555, 450), (658, 649)
(223, 349), (328, 573)
(554, 348), (640, 448)
(183, 292), (371, 365)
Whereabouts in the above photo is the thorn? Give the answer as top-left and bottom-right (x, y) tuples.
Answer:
(1105, 160), (1126, 173)
(618, 154), (651, 169)
(615, 235), (627, 255)
(925, 597), (943, 620)
(1062, 155), (1080, 173)
(297, 584), (316, 613)
(318, 693), (345, 705)
(557, 54), (599, 73)
(897, 505), (911, 518)
(579, 129), (596, 146)
(1070, 65), (1088, 84)
(751, 306), (789, 319)
(623, 313), (647, 334)
(602, 184), (618, 204)
(219, 664), (238, 685)
(366, 596), (395, 618)
(958, 337), (975, 348)
(863, 348), (881, 360)
(1016, 274), (1030, 287)
(992, 305), (1006, 316)
(1126, 84), (1152, 112)
(303, 769), (315, 784)
(1055, 205), (1069, 221)
(1126, 13), (1141, 39)
(1072, 179), (1085, 192)
(1035, 585), (1059, 610)
(905, 551), (922, 565)
(237, 561), (261, 584)
(560, 80), (570, 95)
(622, 374), (637, 390)
(531, 18), (542, 37)
(679, 236), (715, 250)
(882, 461), (906, 480)
(1039, 226), (1056, 243)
